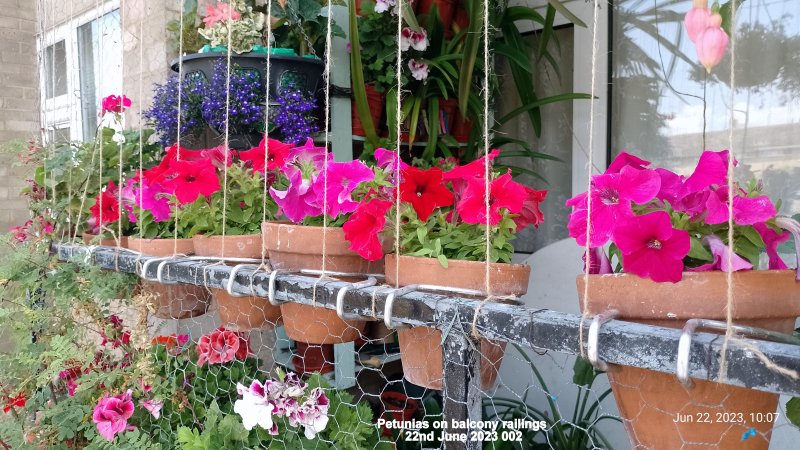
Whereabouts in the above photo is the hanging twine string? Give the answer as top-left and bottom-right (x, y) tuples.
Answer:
(579, 0), (601, 360)
(117, 1), (125, 249)
(173, 0), (186, 256)
(259, 0), (275, 273)
(219, 0), (235, 263)
(138, 8), (144, 245)
(718, 2), (738, 382)
(393, 0), (403, 289)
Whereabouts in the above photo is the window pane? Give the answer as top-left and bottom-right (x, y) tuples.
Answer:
(77, 10), (122, 140)
(43, 40), (67, 98)
(610, 0), (800, 212)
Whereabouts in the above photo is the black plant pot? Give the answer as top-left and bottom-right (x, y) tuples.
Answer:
(208, 130), (264, 150)
(170, 52), (325, 99)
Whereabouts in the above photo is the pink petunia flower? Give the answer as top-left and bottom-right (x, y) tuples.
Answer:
(704, 187), (777, 226)
(583, 247), (612, 275)
(688, 235), (752, 273)
(313, 160), (375, 218)
(270, 170), (323, 223)
(93, 391), (135, 441)
(605, 151), (650, 174)
(754, 222), (789, 270)
(613, 211), (691, 283)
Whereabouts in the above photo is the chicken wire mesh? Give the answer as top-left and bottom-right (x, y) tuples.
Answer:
(0, 0), (796, 449)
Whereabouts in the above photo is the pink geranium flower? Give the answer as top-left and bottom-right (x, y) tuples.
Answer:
(203, 2), (241, 27)
(93, 391), (135, 441)
(139, 399), (163, 419)
(408, 59), (429, 81)
(313, 160), (375, 218)
(400, 27), (428, 51)
(101, 95), (131, 115)
(196, 327), (250, 367)
(688, 235), (752, 273)
(613, 211), (691, 283)
(566, 165), (661, 247)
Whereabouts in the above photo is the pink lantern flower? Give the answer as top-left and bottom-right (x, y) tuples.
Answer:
(92, 391), (135, 441)
(313, 160), (375, 218)
(695, 16), (728, 73)
(684, 6), (713, 42)
(613, 211), (691, 283)
(408, 59), (429, 81)
(401, 28), (428, 52)
(203, 2), (241, 28)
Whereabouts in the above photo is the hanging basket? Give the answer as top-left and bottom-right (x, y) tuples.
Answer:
(576, 270), (800, 450)
(192, 233), (281, 331)
(127, 237), (210, 320)
(385, 254), (530, 390)
(171, 51), (325, 101)
(261, 221), (380, 344)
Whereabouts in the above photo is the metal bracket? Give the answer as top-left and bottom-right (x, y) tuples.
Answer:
(226, 264), (261, 298)
(268, 269), (287, 306)
(139, 256), (171, 282)
(587, 309), (619, 371)
(335, 277), (378, 320)
(156, 259), (179, 285)
(383, 285), (420, 329)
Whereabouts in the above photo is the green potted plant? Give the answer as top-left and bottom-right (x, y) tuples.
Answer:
(341, 149), (547, 390)
(568, 150), (800, 449)
(188, 139), (286, 330)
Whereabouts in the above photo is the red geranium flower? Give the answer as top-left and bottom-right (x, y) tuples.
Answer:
(457, 172), (526, 226)
(400, 167), (454, 221)
(513, 186), (547, 230)
(613, 211), (690, 283)
(90, 181), (121, 225)
(196, 327), (250, 366)
(343, 198), (392, 261)
(101, 95), (131, 115)
(163, 159), (220, 204)
(239, 138), (292, 173)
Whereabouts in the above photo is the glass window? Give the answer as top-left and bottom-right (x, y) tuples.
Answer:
(610, 0), (799, 213)
(43, 40), (67, 99)
(77, 10), (122, 140)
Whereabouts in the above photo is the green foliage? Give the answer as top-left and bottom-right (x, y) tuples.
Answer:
(177, 401), (253, 449)
(167, 0), (205, 53)
(268, 0), (345, 56)
(787, 397), (800, 428)
(357, 2), (402, 94)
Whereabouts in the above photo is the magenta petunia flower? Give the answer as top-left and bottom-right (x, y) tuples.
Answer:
(605, 151), (650, 174)
(269, 171), (323, 223)
(704, 187), (777, 225)
(313, 160), (375, 218)
(688, 235), (752, 273)
(683, 150), (733, 195)
(754, 222), (789, 270)
(654, 168), (684, 204)
(613, 211), (691, 283)
(566, 165), (661, 247)
(93, 391), (135, 441)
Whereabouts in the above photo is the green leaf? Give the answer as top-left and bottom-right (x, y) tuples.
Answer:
(787, 397), (800, 427)
(688, 237), (713, 261)
(546, 0), (586, 27)
(437, 254), (449, 268)
(572, 357), (596, 386)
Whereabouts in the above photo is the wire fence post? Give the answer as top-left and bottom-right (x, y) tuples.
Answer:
(442, 332), (482, 450)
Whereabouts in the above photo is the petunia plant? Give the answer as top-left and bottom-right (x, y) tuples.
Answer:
(342, 148), (548, 265)
(567, 150), (800, 283)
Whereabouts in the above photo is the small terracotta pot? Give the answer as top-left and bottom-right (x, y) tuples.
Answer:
(292, 341), (335, 375)
(192, 233), (281, 330)
(386, 254), (530, 390)
(262, 221), (373, 344)
(82, 233), (127, 248)
(352, 84), (384, 137)
(576, 271), (800, 450)
(127, 237), (210, 320)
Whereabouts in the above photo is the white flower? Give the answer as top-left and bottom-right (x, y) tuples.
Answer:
(374, 0), (396, 14)
(299, 387), (330, 439)
(401, 28), (429, 52)
(234, 381), (276, 431)
(408, 59), (430, 81)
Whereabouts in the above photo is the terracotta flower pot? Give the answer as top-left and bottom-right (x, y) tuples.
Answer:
(261, 221), (374, 344)
(192, 233), (281, 330)
(352, 84), (384, 136)
(292, 341), (335, 375)
(82, 233), (127, 248)
(127, 237), (210, 320)
(385, 254), (530, 390)
(576, 270), (800, 450)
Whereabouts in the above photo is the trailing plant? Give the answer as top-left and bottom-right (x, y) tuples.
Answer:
(197, 0), (265, 54)
(272, 86), (320, 145)
(202, 59), (267, 136)
(145, 74), (207, 147)
(167, 0), (205, 53)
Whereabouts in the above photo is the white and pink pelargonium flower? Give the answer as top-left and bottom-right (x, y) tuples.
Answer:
(401, 27), (428, 51)
(234, 380), (277, 432)
(374, 0), (396, 14)
(408, 59), (430, 81)
(294, 387), (330, 439)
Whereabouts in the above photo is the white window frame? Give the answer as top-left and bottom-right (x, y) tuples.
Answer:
(37, 0), (120, 142)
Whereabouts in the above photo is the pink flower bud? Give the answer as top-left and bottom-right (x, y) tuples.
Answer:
(696, 25), (729, 73)
(684, 7), (712, 42)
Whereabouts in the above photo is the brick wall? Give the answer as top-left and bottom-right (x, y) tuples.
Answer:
(0, 0), (39, 233)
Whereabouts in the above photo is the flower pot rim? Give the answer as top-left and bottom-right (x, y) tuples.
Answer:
(387, 253), (530, 271)
(170, 52), (324, 73)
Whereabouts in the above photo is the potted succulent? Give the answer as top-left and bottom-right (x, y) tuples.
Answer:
(263, 139), (392, 347)
(188, 138), (288, 330)
(125, 145), (218, 319)
(342, 149), (547, 390)
(567, 150), (800, 449)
